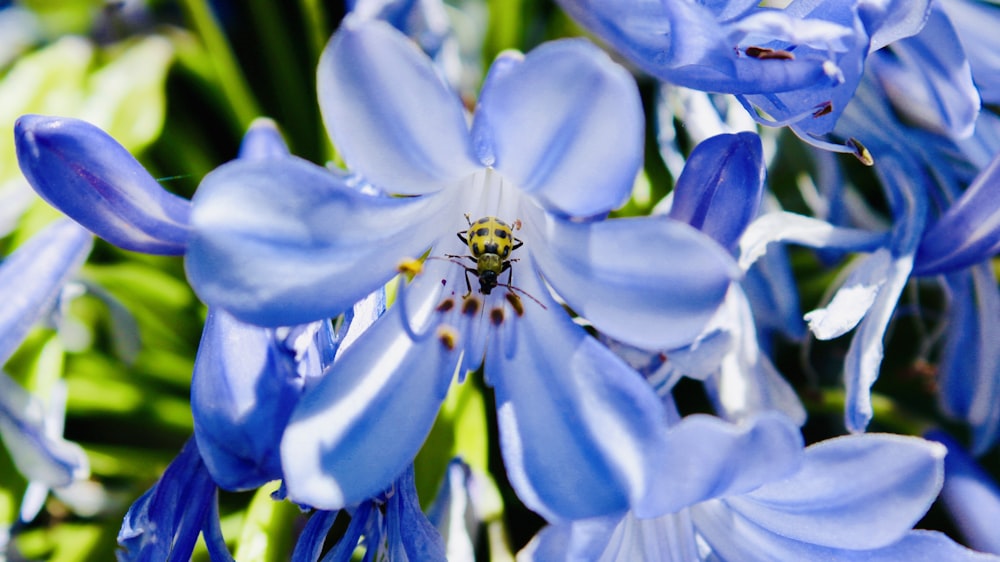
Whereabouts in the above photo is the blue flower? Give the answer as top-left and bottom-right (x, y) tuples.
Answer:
(0, 219), (92, 519)
(521, 411), (993, 561)
(291, 464), (447, 562)
(555, 0), (931, 140)
(185, 16), (738, 520)
(117, 438), (232, 562)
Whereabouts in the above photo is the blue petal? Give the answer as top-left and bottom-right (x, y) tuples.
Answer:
(117, 439), (227, 561)
(668, 132), (764, 251)
(280, 304), (459, 510)
(186, 157), (447, 326)
(291, 510), (337, 562)
(804, 249), (890, 340)
(867, 5), (978, 141)
(475, 39), (643, 217)
(940, 0), (1000, 106)
(533, 213), (738, 350)
(0, 374), (88, 489)
(727, 434), (945, 550)
(914, 153), (1000, 275)
(646, 412), (802, 515)
(15, 115), (190, 255)
(696, 503), (996, 561)
(926, 430), (1000, 555)
(937, 266), (1000, 453)
(486, 269), (672, 521)
(238, 118), (291, 160)
(388, 465), (447, 561)
(317, 16), (479, 194)
(191, 309), (308, 490)
(0, 219), (92, 364)
(737, 211), (889, 271)
(858, 0), (931, 51)
(517, 517), (621, 562)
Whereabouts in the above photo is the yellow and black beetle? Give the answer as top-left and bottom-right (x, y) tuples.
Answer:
(451, 214), (523, 296)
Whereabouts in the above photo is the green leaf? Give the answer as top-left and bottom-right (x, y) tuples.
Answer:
(233, 482), (300, 562)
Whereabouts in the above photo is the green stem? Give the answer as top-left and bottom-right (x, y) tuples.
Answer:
(178, 0), (261, 129)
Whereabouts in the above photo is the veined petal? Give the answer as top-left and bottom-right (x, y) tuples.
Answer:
(914, 152), (1000, 275)
(533, 213), (738, 351)
(942, 0), (1000, 105)
(646, 413), (803, 514)
(191, 309), (304, 491)
(290, 510), (337, 562)
(738, 211), (889, 271)
(389, 465), (448, 562)
(486, 269), (672, 521)
(858, 0), (931, 51)
(668, 132), (765, 251)
(280, 304), (459, 510)
(727, 434), (945, 550)
(15, 115), (190, 255)
(318, 16), (478, 194)
(117, 439), (225, 561)
(186, 158), (447, 326)
(0, 219), (92, 364)
(478, 39), (642, 217)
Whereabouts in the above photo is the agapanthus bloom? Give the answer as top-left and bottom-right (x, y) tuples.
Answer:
(520, 410), (993, 561)
(184, 16), (738, 521)
(555, 0), (931, 147)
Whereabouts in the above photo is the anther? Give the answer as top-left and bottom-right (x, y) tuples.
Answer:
(847, 137), (874, 166)
(462, 296), (481, 316)
(745, 46), (795, 60)
(812, 101), (833, 118)
(505, 292), (525, 316)
(437, 326), (458, 351)
(436, 298), (455, 313)
(397, 259), (423, 280)
(490, 307), (504, 326)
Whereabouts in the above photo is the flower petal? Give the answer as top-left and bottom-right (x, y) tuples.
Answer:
(317, 16), (478, 194)
(486, 269), (672, 521)
(280, 303), (459, 510)
(477, 39), (642, 217)
(668, 132), (765, 251)
(515, 517), (621, 562)
(0, 374), (88, 489)
(533, 213), (738, 350)
(389, 465), (448, 562)
(117, 439), (226, 561)
(803, 248), (890, 340)
(938, 266), (1000, 454)
(186, 157), (447, 326)
(647, 412), (803, 514)
(738, 211), (889, 271)
(15, 115), (190, 255)
(926, 430), (1000, 555)
(191, 309), (309, 491)
(0, 219), (92, 364)
(238, 118), (291, 160)
(914, 152), (1000, 275)
(728, 434), (945, 550)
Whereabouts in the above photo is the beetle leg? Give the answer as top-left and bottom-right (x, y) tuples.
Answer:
(462, 267), (475, 297)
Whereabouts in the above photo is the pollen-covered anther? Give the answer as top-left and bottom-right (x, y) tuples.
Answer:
(397, 258), (423, 280)
(490, 307), (505, 326)
(461, 295), (481, 316)
(437, 325), (459, 351)
(812, 101), (833, 118)
(745, 46), (795, 60)
(847, 137), (874, 166)
(505, 292), (525, 316)
(436, 297), (456, 313)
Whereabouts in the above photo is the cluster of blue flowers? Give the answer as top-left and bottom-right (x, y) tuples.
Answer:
(4, 0), (1000, 560)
